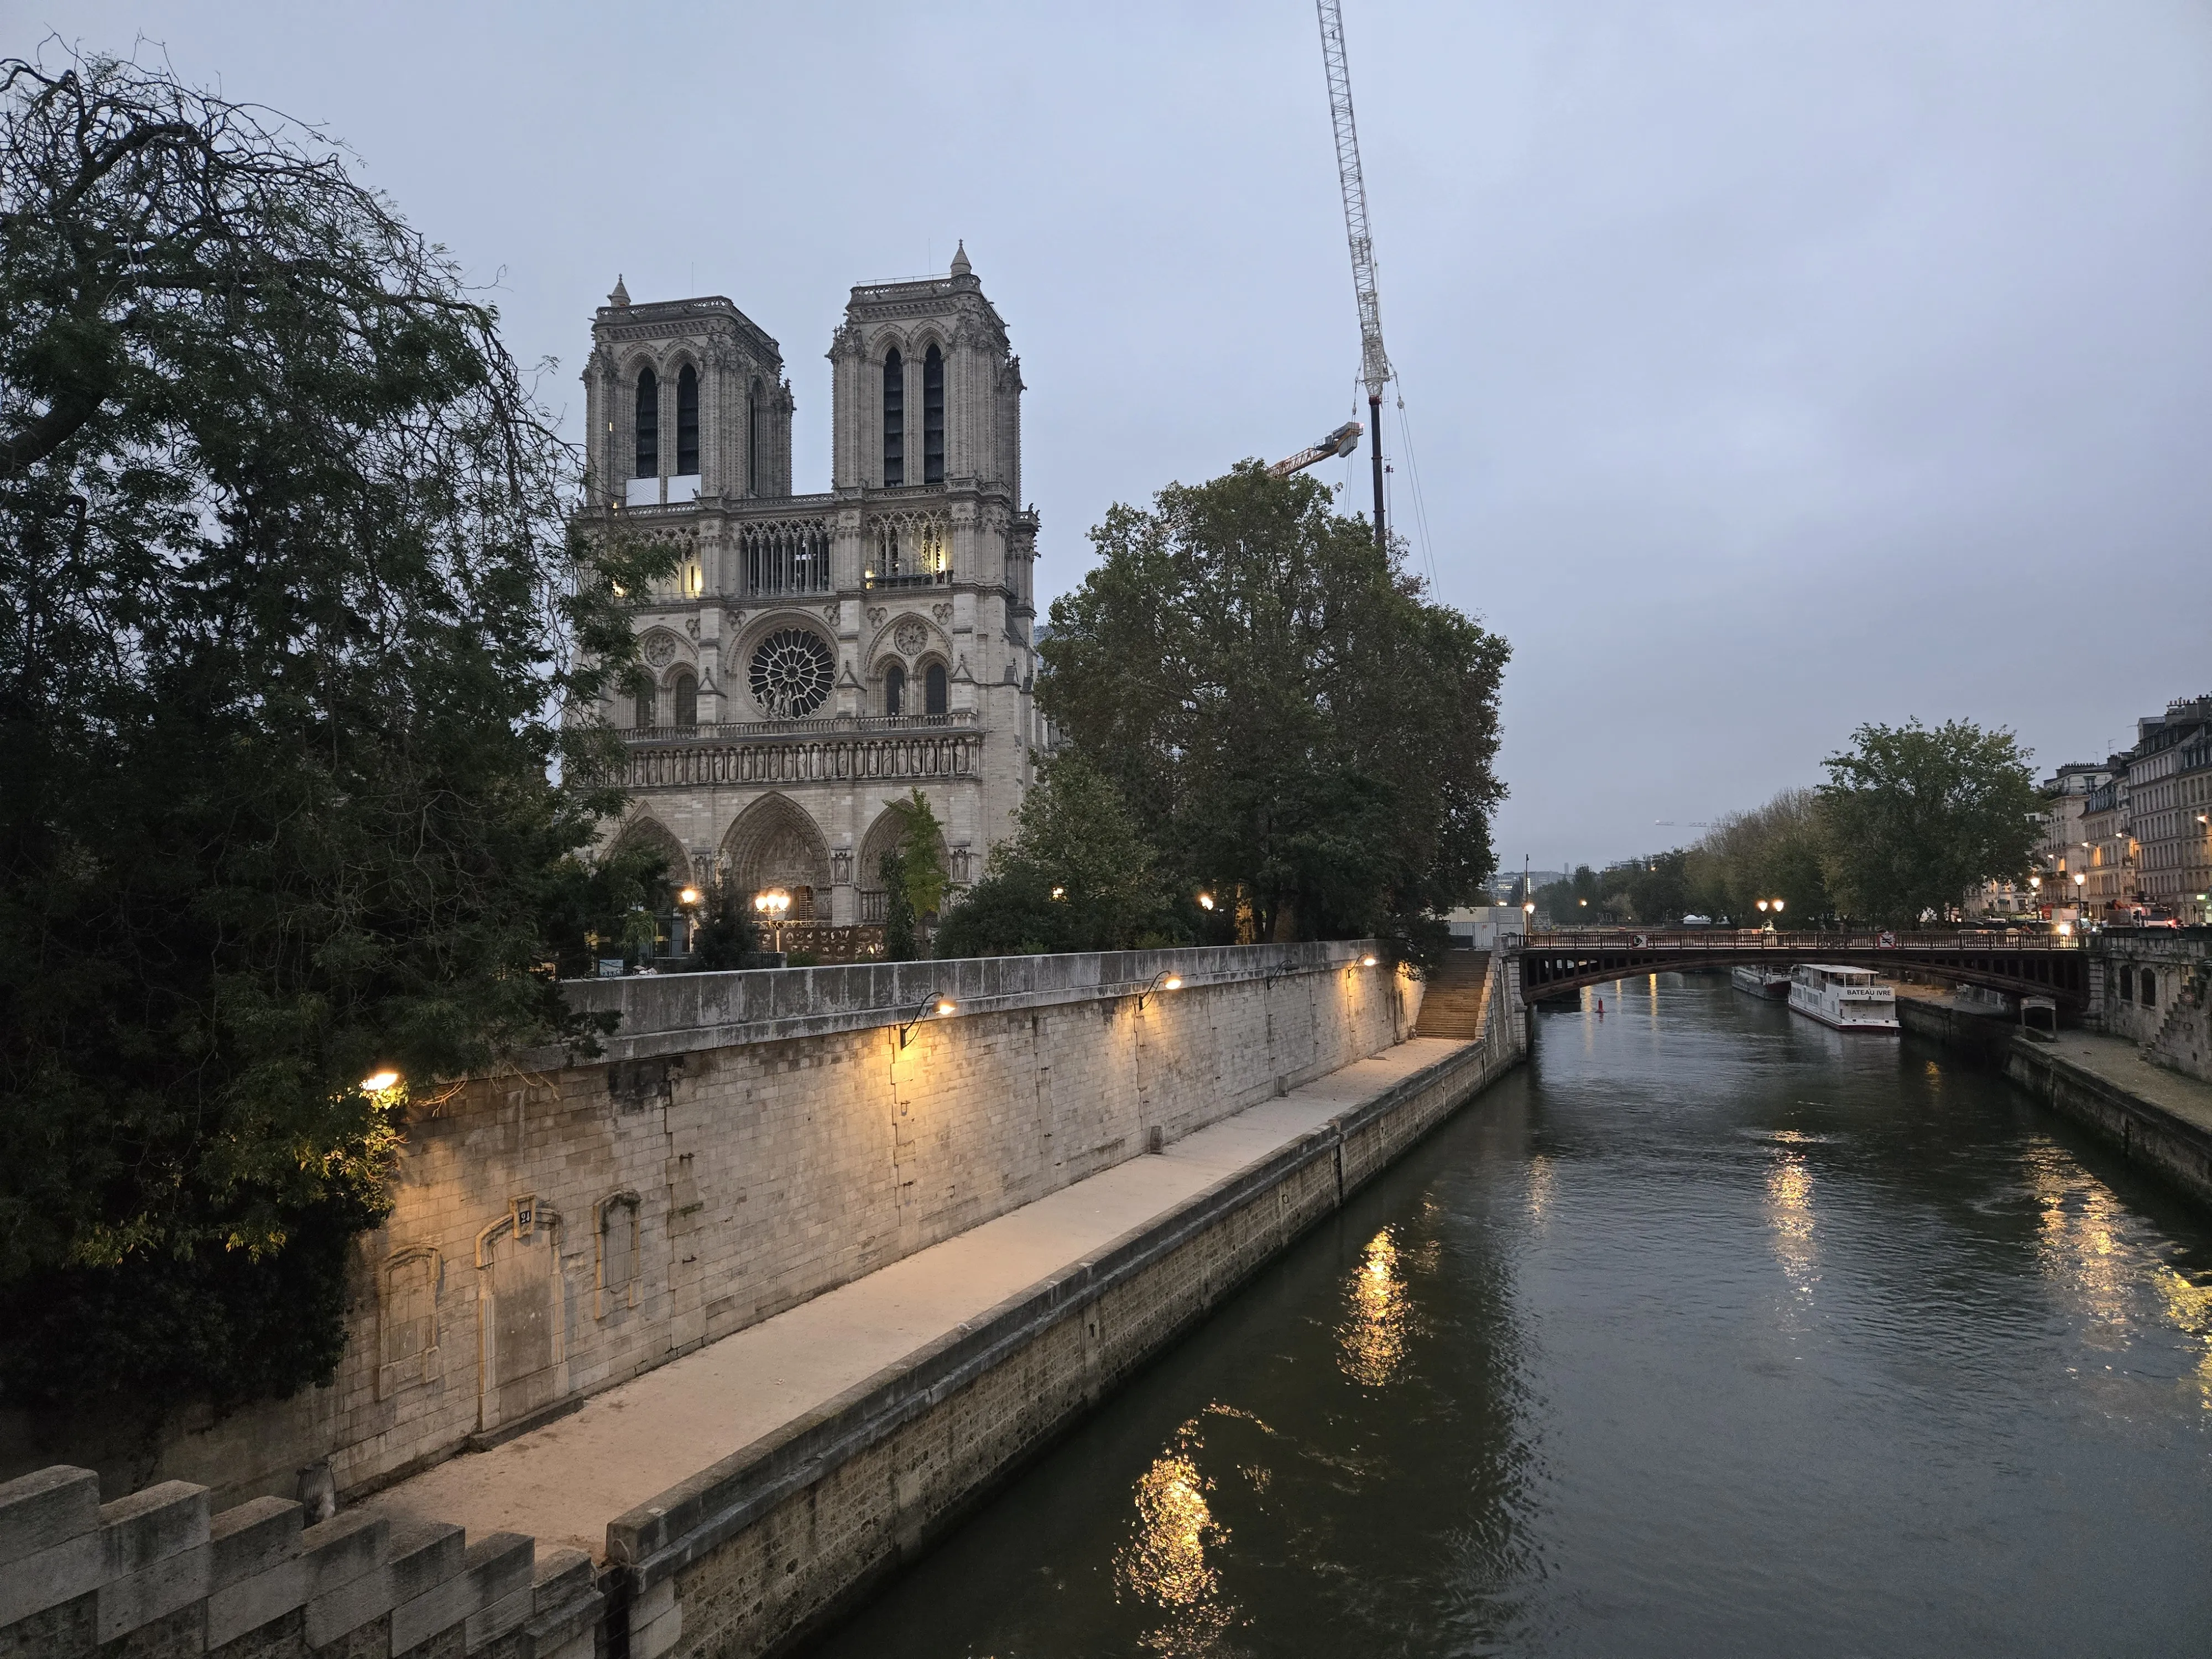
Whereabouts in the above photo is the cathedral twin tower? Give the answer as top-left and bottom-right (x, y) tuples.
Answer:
(581, 247), (1044, 940)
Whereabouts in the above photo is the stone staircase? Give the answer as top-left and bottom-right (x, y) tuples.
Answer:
(1415, 950), (1493, 1040)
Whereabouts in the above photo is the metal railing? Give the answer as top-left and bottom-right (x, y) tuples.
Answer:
(1511, 928), (2082, 952)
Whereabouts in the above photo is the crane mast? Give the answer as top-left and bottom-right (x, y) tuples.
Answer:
(1316, 0), (1392, 549)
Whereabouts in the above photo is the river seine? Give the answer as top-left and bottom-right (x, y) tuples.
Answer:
(815, 973), (2212, 1657)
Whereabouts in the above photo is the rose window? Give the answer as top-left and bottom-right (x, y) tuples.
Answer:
(749, 629), (834, 719)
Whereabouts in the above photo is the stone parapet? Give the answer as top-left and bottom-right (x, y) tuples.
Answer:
(0, 1466), (599, 1659)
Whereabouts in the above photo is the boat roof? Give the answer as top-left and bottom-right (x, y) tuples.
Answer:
(1797, 963), (1885, 975)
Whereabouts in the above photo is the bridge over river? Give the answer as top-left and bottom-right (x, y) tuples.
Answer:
(1509, 928), (2088, 1006)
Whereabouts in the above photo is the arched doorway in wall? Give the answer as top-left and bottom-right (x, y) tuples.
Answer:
(720, 794), (833, 920)
(856, 798), (950, 924)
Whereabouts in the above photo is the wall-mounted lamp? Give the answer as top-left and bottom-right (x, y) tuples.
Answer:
(1136, 971), (1184, 1011)
(360, 1069), (401, 1095)
(1359, 954), (1378, 968)
(897, 991), (958, 1048)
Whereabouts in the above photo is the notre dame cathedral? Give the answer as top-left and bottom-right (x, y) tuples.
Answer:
(580, 245), (1044, 939)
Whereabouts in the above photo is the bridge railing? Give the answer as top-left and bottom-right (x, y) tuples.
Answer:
(1509, 929), (2081, 953)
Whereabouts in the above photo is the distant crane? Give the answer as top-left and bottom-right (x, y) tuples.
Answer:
(1269, 419), (1364, 479)
(1315, 0), (1394, 548)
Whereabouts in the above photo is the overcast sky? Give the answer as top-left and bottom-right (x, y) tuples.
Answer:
(21, 0), (2212, 874)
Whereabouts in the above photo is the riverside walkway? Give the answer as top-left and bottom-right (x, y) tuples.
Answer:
(362, 1036), (1473, 1562)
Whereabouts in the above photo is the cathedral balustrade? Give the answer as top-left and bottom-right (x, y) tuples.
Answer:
(620, 717), (980, 790)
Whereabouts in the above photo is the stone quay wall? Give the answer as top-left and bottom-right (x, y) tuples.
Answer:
(604, 956), (1523, 1659)
(0, 1464), (601, 1659)
(2088, 934), (2212, 1083)
(4, 944), (1413, 1515)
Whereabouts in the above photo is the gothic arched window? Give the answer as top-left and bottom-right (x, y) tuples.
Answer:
(671, 669), (697, 728)
(923, 346), (945, 483)
(634, 368), (659, 479)
(748, 376), (763, 495)
(883, 350), (905, 486)
(925, 662), (948, 716)
(634, 677), (658, 729)
(884, 663), (905, 717)
(676, 366), (699, 476)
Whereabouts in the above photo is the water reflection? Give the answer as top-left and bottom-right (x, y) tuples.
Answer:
(1113, 1418), (1237, 1655)
(1765, 1149), (1819, 1305)
(2153, 1266), (2212, 1411)
(2026, 1139), (2212, 1407)
(1336, 1227), (1412, 1386)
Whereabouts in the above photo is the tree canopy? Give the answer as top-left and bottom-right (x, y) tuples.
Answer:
(1817, 719), (2040, 925)
(1684, 789), (1834, 924)
(1039, 463), (1506, 961)
(0, 54), (660, 1413)
(936, 754), (1172, 957)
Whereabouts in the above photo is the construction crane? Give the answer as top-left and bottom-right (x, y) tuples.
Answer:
(1312, 0), (1394, 548)
(1269, 418), (1364, 479)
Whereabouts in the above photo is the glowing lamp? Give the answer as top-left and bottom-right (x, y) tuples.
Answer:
(678, 886), (702, 906)
(1359, 955), (1378, 968)
(1196, 891), (1215, 911)
(360, 1070), (400, 1094)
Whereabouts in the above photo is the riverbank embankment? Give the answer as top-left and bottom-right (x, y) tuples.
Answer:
(1896, 987), (2212, 1205)
(376, 1005), (1522, 1658)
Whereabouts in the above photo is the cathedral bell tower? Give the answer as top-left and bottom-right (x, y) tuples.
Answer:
(582, 278), (794, 507)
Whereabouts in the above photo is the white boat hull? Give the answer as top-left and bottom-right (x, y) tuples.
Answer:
(1788, 979), (1900, 1031)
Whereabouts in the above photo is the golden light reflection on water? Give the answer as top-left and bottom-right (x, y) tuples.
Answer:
(1336, 1227), (1411, 1386)
(2026, 1141), (2212, 1407)
(2153, 1266), (2212, 1410)
(1765, 1151), (1818, 1302)
(1114, 1420), (1237, 1655)
(1526, 1154), (1557, 1227)
(2028, 1144), (2131, 1332)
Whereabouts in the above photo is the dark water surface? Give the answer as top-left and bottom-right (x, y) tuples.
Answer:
(813, 975), (2212, 1657)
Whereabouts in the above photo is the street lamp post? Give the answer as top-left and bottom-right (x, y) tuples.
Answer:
(753, 888), (791, 954)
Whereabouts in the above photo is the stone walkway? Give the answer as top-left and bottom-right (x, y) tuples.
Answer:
(2034, 1028), (2212, 1138)
(362, 1037), (1469, 1561)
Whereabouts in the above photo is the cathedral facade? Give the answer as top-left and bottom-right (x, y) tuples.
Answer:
(580, 246), (1043, 932)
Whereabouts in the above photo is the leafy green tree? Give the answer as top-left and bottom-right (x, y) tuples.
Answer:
(1040, 462), (1506, 960)
(1817, 720), (2039, 925)
(936, 754), (1171, 956)
(882, 789), (949, 921)
(0, 55), (665, 1417)
(879, 849), (918, 961)
(687, 879), (761, 971)
(1687, 789), (1834, 925)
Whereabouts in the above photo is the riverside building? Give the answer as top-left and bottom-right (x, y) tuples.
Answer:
(576, 248), (1044, 942)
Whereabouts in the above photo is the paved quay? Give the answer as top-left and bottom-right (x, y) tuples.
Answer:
(2032, 1027), (2212, 1138)
(363, 1036), (1469, 1561)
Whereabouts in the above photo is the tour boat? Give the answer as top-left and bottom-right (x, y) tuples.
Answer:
(1731, 964), (1792, 1000)
(1788, 964), (1900, 1031)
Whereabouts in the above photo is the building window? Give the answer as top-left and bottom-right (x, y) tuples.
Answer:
(925, 662), (948, 716)
(923, 345), (945, 483)
(635, 368), (659, 478)
(672, 670), (697, 727)
(885, 663), (905, 716)
(748, 377), (763, 495)
(883, 350), (905, 486)
(676, 365), (700, 476)
(2142, 972), (2157, 1010)
(635, 678), (657, 729)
